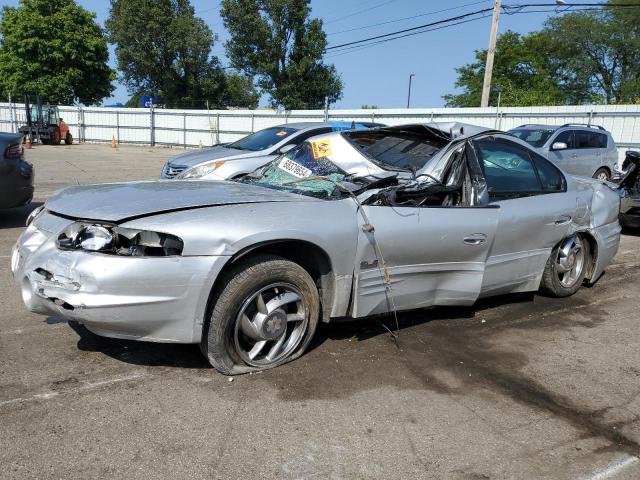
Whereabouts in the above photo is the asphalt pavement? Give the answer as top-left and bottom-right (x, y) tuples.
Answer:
(1, 143), (639, 479)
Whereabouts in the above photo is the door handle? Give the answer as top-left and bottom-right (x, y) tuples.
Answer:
(554, 215), (572, 225)
(463, 233), (487, 245)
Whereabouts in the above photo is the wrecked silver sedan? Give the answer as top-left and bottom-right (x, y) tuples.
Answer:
(12, 123), (622, 374)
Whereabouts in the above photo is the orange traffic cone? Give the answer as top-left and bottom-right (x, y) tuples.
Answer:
(111, 135), (117, 148)
(25, 135), (32, 149)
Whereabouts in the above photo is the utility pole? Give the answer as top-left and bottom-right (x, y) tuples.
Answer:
(406, 74), (415, 109)
(480, 0), (501, 108)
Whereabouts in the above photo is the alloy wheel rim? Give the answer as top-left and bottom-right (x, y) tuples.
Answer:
(233, 283), (308, 367)
(556, 236), (585, 288)
(597, 171), (608, 180)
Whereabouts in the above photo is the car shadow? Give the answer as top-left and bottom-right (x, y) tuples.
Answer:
(66, 292), (538, 370)
(0, 202), (43, 230)
(68, 321), (211, 369)
(309, 292), (536, 349)
(622, 226), (640, 237)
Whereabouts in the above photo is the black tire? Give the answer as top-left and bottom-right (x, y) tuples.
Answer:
(540, 235), (590, 298)
(593, 168), (610, 181)
(201, 254), (320, 375)
(65, 132), (73, 145)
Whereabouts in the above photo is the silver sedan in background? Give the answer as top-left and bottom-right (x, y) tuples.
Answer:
(13, 123), (622, 375)
(160, 121), (382, 181)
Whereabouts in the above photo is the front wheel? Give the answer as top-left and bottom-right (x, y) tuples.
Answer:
(593, 168), (610, 181)
(64, 132), (73, 145)
(201, 255), (320, 375)
(540, 235), (590, 297)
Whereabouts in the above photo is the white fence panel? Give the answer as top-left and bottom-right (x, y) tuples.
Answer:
(1, 102), (639, 164)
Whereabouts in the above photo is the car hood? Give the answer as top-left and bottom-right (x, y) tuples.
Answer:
(45, 180), (314, 222)
(168, 145), (271, 168)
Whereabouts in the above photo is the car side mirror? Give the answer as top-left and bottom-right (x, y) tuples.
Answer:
(279, 144), (295, 154)
(551, 142), (568, 151)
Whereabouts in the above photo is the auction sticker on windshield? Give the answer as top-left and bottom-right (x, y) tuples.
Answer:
(278, 158), (312, 178)
(311, 139), (332, 159)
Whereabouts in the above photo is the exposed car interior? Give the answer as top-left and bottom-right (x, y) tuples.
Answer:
(345, 125), (450, 172)
(361, 140), (484, 208)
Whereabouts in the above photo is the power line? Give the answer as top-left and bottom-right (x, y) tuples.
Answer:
(326, 2), (640, 54)
(327, 0), (491, 36)
(324, 0), (400, 25)
(326, 7), (495, 51)
(326, 14), (493, 58)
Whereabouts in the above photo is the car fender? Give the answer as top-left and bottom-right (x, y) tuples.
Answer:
(120, 199), (361, 322)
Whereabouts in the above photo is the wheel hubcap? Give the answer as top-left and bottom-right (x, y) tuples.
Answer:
(556, 236), (585, 288)
(598, 172), (608, 180)
(234, 283), (308, 367)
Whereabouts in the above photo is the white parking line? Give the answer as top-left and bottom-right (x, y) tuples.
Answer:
(579, 455), (639, 480)
(0, 371), (147, 408)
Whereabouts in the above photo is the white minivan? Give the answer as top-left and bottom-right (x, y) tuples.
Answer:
(509, 124), (618, 181)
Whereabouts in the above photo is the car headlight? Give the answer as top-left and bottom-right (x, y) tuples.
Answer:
(26, 205), (45, 227)
(177, 160), (225, 179)
(57, 223), (184, 256)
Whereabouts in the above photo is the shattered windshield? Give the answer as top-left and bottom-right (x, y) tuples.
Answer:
(246, 140), (347, 198)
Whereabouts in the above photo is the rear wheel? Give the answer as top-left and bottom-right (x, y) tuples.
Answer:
(52, 128), (61, 145)
(201, 255), (320, 375)
(593, 168), (610, 181)
(64, 132), (73, 145)
(540, 235), (590, 297)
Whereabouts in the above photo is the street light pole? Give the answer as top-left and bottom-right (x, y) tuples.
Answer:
(481, 0), (502, 108)
(407, 74), (415, 109)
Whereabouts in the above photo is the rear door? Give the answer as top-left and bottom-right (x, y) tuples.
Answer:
(572, 130), (600, 177)
(473, 137), (575, 297)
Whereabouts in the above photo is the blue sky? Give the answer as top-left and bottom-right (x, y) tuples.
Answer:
(1, 0), (562, 108)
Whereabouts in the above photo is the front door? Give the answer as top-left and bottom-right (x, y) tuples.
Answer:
(351, 205), (499, 318)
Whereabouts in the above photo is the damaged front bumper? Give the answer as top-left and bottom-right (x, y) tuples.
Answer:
(12, 212), (227, 343)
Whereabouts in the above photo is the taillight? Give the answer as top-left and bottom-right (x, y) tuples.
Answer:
(5, 143), (23, 160)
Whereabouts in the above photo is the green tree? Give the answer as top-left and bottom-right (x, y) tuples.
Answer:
(446, 1), (640, 107)
(220, 0), (343, 110)
(107, 0), (258, 108)
(541, 3), (640, 104)
(444, 31), (567, 107)
(0, 0), (114, 104)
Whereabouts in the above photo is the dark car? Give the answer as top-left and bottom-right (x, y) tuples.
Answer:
(619, 151), (640, 228)
(0, 132), (34, 209)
